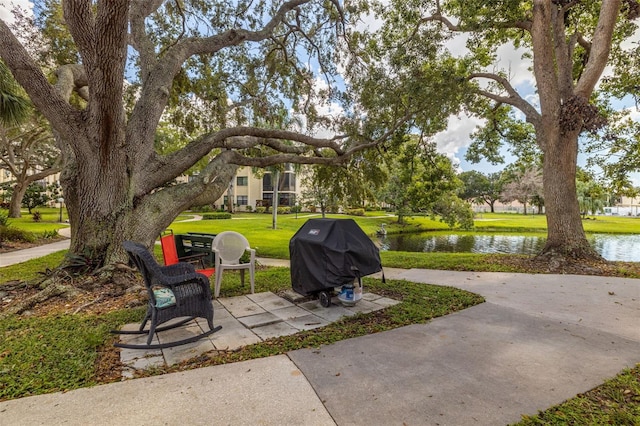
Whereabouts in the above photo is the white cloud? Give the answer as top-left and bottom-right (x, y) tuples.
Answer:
(433, 114), (485, 160)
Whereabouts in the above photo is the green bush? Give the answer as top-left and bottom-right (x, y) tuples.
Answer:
(0, 211), (8, 226)
(42, 229), (60, 239)
(191, 205), (214, 213)
(245, 205), (253, 212)
(0, 225), (36, 243)
(346, 208), (365, 216)
(277, 207), (290, 215)
(290, 205), (302, 214)
(256, 206), (266, 214)
(32, 211), (42, 222)
(202, 212), (232, 220)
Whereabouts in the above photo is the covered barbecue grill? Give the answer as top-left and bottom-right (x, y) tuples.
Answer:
(289, 218), (382, 307)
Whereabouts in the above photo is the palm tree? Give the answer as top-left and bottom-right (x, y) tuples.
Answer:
(0, 61), (30, 125)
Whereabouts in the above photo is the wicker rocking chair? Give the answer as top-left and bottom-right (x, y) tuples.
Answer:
(112, 241), (221, 349)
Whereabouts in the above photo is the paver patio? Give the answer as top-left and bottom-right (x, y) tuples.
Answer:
(118, 290), (399, 377)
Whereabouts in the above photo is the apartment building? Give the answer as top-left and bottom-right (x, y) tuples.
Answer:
(213, 165), (303, 211)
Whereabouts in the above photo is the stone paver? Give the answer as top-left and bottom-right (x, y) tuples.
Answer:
(208, 316), (262, 350)
(247, 291), (295, 310)
(284, 313), (330, 330)
(270, 305), (312, 320)
(237, 311), (282, 328)
(298, 299), (356, 322)
(252, 321), (300, 339)
(218, 295), (267, 317)
(118, 291), (397, 372)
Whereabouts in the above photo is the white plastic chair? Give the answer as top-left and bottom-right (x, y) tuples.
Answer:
(212, 231), (256, 298)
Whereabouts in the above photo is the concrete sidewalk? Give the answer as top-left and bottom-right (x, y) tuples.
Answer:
(1, 246), (639, 424)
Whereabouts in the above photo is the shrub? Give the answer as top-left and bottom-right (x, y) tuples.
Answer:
(202, 212), (232, 220)
(245, 205), (253, 213)
(256, 206), (266, 214)
(0, 211), (8, 227)
(290, 205), (302, 214)
(347, 208), (365, 216)
(42, 229), (60, 239)
(32, 211), (42, 222)
(277, 207), (290, 215)
(191, 205), (214, 213)
(0, 225), (36, 243)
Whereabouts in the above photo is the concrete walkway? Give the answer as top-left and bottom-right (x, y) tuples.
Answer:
(1, 243), (639, 424)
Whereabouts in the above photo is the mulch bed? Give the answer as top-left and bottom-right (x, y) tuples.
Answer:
(0, 236), (67, 253)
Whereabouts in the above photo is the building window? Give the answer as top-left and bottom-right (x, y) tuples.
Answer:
(237, 195), (248, 206)
(280, 173), (295, 191)
(263, 171), (296, 192)
(262, 193), (273, 207)
(262, 173), (273, 192)
(279, 193), (295, 206)
(223, 195), (229, 205)
(237, 176), (248, 186)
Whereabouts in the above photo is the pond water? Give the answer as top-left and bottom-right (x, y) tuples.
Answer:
(378, 233), (640, 262)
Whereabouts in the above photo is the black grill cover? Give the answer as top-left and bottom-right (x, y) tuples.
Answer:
(289, 218), (382, 295)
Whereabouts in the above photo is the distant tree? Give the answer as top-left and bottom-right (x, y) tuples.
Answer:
(458, 170), (504, 213)
(379, 137), (473, 227)
(576, 169), (608, 217)
(0, 114), (62, 217)
(300, 150), (386, 216)
(299, 164), (341, 218)
(501, 167), (543, 215)
(21, 182), (51, 213)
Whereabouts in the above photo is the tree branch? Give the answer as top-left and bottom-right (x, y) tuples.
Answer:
(62, 0), (96, 69)
(469, 72), (541, 125)
(575, 0), (621, 97)
(129, 0), (164, 80)
(531, 0), (561, 122)
(0, 21), (80, 141)
(127, 0), (317, 170)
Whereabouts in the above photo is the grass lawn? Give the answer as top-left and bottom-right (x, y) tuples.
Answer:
(1, 207), (69, 233)
(1, 210), (639, 423)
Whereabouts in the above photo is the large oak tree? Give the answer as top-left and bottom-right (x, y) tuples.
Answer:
(367, 0), (639, 261)
(0, 0), (392, 266)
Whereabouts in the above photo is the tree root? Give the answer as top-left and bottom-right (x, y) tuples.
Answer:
(1, 264), (145, 319)
(0, 281), (82, 320)
(532, 247), (611, 275)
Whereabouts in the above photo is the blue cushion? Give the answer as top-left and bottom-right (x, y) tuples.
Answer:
(153, 288), (176, 308)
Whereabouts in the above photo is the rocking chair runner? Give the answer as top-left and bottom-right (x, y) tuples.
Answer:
(112, 241), (221, 350)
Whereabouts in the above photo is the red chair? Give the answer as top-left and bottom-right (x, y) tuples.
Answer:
(160, 231), (215, 278)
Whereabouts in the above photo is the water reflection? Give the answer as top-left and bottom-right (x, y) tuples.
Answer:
(379, 233), (640, 262)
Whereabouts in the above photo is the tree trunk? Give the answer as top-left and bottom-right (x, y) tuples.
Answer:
(8, 181), (26, 218)
(59, 140), (237, 266)
(539, 129), (602, 260)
